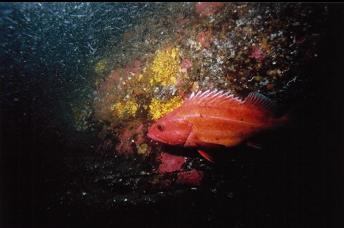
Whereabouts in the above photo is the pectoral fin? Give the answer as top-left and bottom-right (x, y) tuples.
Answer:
(198, 150), (215, 163)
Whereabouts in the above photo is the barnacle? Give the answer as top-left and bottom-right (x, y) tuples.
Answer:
(149, 47), (180, 86)
(111, 100), (139, 119)
(149, 96), (183, 120)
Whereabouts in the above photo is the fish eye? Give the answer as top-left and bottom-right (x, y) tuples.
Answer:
(157, 124), (164, 131)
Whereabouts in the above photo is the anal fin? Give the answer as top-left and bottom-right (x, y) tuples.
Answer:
(198, 150), (215, 163)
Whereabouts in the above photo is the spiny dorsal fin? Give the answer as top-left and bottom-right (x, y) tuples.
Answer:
(244, 92), (276, 113)
(186, 89), (244, 107)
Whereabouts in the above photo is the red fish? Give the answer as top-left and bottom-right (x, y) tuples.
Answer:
(147, 90), (289, 162)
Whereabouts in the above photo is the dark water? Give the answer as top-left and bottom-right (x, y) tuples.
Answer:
(1, 3), (343, 228)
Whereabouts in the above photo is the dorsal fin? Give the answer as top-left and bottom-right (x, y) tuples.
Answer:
(244, 92), (276, 113)
(185, 89), (244, 107)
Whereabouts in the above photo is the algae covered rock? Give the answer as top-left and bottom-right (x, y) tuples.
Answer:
(75, 3), (327, 161)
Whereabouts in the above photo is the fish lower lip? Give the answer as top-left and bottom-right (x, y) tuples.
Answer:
(147, 133), (159, 142)
(147, 133), (164, 145)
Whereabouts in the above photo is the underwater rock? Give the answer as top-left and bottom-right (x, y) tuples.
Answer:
(88, 3), (327, 189)
(158, 152), (186, 174)
(249, 46), (267, 63)
(124, 59), (143, 79)
(176, 16), (191, 27)
(197, 30), (213, 49)
(195, 2), (225, 17)
(97, 138), (114, 153)
(176, 169), (204, 186)
(94, 69), (122, 122)
(93, 59), (144, 122)
(180, 58), (193, 73)
(95, 59), (109, 75)
(115, 128), (135, 155)
(115, 122), (147, 156)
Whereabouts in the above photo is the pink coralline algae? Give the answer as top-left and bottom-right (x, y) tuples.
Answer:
(195, 2), (225, 17)
(176, 17), (190, 27)
(158, 152), (186, 174)
(249, 46), (267, 62)
(107, 70), (121, 85)
(96, 69), (121, 100)
(176, 169), (204, 186)
(115, 128), (135, 155)
(124, 59), (143, 77)
(93, 59), (144, 122)
(115, 122), (145, 156)
(197, 30), (213, 48)
(180, 58), (192, 73)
